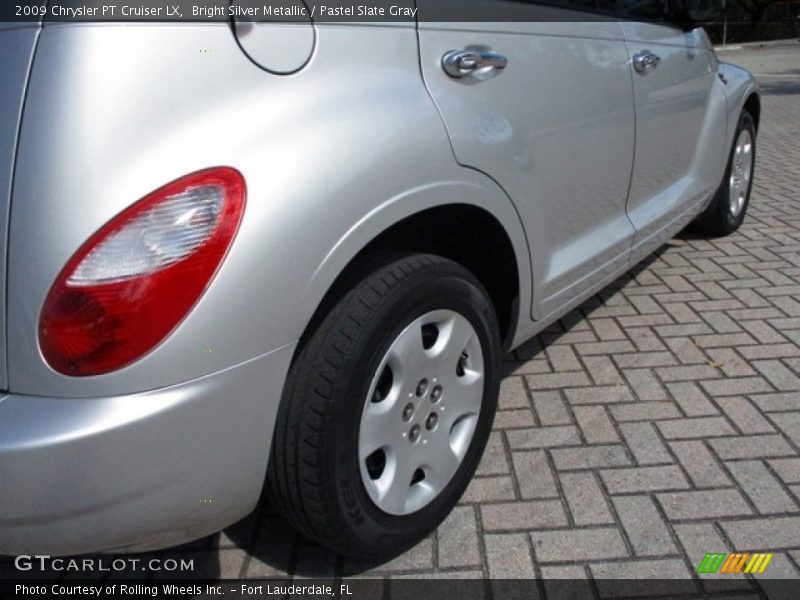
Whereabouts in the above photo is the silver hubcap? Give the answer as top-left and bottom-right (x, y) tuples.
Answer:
(358, 309), (484, 516)
(729, 129), (753, 218)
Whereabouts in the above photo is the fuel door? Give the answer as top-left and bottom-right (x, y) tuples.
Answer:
(232, 0), (315, 74)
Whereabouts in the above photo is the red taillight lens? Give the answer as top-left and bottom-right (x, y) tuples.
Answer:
(39, 167), (246, 376)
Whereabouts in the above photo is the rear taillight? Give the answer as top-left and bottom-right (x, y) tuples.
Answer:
(39, 167), (246, 376)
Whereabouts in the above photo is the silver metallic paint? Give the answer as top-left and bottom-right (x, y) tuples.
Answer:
(0, 22), (40, 391)
(8, 23), (531, 398)
(622, 24), (725, 253)
(0, 19), (759, 555)
(0, 343), (295, 555)
(418, 20), (638, 319)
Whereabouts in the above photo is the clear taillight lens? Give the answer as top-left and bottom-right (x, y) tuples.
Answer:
(39, 167), (246, 376)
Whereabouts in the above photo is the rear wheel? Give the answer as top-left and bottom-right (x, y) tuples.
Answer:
(267, 253), (502, 560)
(694, 109), (756, 237)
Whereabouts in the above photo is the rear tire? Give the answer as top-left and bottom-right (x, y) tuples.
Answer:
(693, 109), (756, 237)
(267, 253), (502, 560)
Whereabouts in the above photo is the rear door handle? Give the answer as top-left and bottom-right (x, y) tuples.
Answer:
(442, 49), (508, 80)
(632, 50), (661, 75)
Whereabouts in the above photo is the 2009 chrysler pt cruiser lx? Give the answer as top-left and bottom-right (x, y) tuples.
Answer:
(0, 0), (759, 561)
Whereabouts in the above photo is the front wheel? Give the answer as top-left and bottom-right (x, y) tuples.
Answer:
(267, 253), (502, 560)
(694, 108), (756, 237)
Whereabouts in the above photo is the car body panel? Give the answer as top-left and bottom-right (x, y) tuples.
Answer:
(8, 22), (530, 398)
(0, 342), (294, 555)
(717, 61), (761, 144)
(621, 23), (727, 253)
(0, 22), (40, 391)
(418, 14), (638, 320)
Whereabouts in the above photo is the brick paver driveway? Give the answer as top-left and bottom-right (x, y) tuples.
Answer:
(5, 43), (799, 595)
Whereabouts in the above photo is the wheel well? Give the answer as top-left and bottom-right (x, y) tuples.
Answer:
(744, 93), (760, 131)
(301, 204), (520, 352)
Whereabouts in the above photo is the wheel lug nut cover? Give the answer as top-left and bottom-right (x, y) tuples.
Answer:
(416, 379), (428, 397)
(431, 385), (443, 402)
(402, 402), (415, 422)
(409, 424), (421, 442)
(425, 413), (438, 430)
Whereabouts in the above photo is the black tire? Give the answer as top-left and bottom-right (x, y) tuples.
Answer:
(693, 109), (756, 237)
(266, 253), (502, 561)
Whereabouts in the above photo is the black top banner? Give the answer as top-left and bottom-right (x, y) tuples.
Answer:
(3, 0), (797, 25)
(1, 0), (648, 24)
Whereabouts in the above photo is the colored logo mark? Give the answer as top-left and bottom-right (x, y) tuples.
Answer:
(696, 552), (773, 574)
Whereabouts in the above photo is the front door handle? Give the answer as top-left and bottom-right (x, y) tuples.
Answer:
(632, 50), (661, 75)
(442, 49), (508, 80)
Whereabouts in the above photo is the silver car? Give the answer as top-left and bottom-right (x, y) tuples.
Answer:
(0, 0), (759, 561)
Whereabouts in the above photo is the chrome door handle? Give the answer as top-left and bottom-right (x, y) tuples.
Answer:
(442, 49), (508, 79)
(632, 50), (661, 75)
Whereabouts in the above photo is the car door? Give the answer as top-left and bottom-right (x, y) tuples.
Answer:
(417, 1), (637, 319)
(621, 20), (727, 257)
